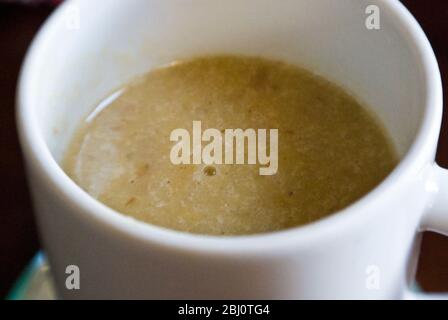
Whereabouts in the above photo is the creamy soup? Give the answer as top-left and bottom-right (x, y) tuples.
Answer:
(63, 55), (398, 236)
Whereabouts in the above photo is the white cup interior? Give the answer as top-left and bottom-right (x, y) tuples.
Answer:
(25, 0), (428, 168)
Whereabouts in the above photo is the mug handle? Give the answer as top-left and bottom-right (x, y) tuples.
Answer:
(404, 164), (448, 299)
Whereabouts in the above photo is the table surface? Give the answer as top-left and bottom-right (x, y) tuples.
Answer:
(1, 1), (447, 298)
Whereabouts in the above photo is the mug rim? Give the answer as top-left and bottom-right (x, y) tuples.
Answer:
(17, 0), (443, 254)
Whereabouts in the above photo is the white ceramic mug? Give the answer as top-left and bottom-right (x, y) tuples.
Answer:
(17, 0), (448, 299)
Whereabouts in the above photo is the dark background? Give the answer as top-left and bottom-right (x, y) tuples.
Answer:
(1, 1), (447, 298)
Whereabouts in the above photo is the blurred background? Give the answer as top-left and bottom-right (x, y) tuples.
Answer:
(1, 0), (447, 298)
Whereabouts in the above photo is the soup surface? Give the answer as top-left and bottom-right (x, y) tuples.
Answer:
(63, 55), (398, 235)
